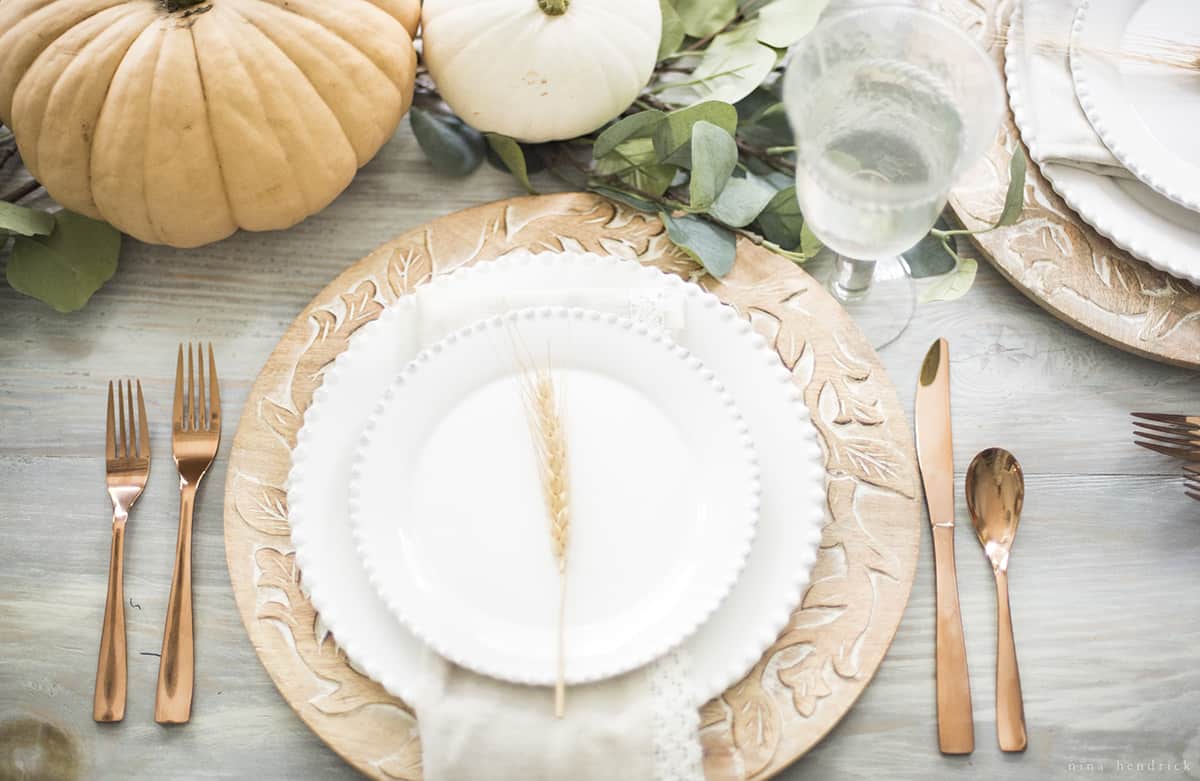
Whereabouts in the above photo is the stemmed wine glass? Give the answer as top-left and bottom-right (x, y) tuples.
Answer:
(783, 6), (1004, 348)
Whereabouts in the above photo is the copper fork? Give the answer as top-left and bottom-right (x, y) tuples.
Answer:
(155, 344), (220, 724)
(1185, 465), (1200, 502)
(95, 380), (150, 723)
(1131, 413), (1200, 461)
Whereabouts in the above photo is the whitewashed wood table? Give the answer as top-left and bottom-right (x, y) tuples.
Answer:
(1, 125), (1198, 781)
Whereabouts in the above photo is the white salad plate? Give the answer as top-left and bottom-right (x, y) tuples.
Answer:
(286, 251), (825, 706)
(349, 306), (761, 686)
(1006, 2), (1200, 286)
(1070, 0), (1200, 213)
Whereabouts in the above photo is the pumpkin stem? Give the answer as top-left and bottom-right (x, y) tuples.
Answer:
(537, 0), (570, 15)
(161, 0), (207, 10)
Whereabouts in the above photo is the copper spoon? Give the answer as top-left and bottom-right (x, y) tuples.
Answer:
(966, 448), (1028, 752)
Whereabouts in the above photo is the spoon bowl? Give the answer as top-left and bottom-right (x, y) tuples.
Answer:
(966, 447), (1025, 572)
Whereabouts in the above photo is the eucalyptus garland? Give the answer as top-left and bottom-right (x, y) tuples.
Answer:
(410, 0), (1026, 300)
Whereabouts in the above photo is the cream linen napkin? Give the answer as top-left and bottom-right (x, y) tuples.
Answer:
(405, 276), (704, 781)
(1019, 0), (1135, 179)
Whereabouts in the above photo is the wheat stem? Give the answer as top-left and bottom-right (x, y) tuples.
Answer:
(522, 367), (570, 718)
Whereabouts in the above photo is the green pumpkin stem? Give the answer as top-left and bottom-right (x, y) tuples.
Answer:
(537, 0), (570, 15)
(162, 0), (207, 10)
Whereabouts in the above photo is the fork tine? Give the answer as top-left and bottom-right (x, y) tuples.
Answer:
(188, 343), (196, 431)
(197, 342), (207, 431)
(1132, 429), (1200, 448)
(1132, 412), (1200, 425)
(208, 343), (220, 431)
(1132, 419), (1200, 437)
(137, 380), (150, 459)
(174, 345), (184, 430)
(125, 380), (136, 459)
(117, 379), (128, 459)
(1135, 439), (1200, 461)
(106, 381), (116, 461)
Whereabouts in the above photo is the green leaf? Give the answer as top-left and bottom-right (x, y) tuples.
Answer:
(6, 210), (120, 313)
(680, 21), (778, 105)
(485, 134), (536, 193)
(920, 256), (977, 304)
(735, 88), (793, 148)
(674, 0), (737, 37)
(755, 0), (830, 48)
(595, 137), (677, 197)
(995, 148), (1027, 227)
(754, 185), (804, 249)
(658, 0), (686, 59)
(0, 202), (55, 237)
(653, 101), (738, 167)
(799, 220), (822, 259)
(688, 121), (738, 210)
(708, 173), (774, 227)
(903, 218), (957, 278)
(594, 110), (666, 159)
(410, 107), (485, 177)
(660, 211), (737, 277)
(589, 185), (658, 213)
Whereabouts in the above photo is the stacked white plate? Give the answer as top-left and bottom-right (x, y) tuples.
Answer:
(285, 251), (826, 707)
(1006, 0), (1200, 285)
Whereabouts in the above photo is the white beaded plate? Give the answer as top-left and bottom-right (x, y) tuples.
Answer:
(349, 306), (761, 686)
(287, 251), (824, 705)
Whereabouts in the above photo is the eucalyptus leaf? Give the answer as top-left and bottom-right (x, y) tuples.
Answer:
(799, 220), (822, 259)
(589, 185), (658, 213)
(595, 137), (677, 197)
(658, 0), (686, 59)
(6, 210), (120, 313)
(674, 0), (737, 37)
(920, 257), (977, 304)
(735, 88), (793, 148)
(756, 0), (830, 48)
(0, 202), (54, 237)
(410, 107), (485, 177)
(995, 148), (1027, 227)
(903, 218), (957, 278)
(688, 121), (738, 210)
(708, 174), (774, 226)
(594, 110), (665, 159)
(485, 134), (536, 193)
(660, 211), (737, 277)
(678, 21), (778, 105)
(653, 101), (738, 167)
(754, 185), (804, 248)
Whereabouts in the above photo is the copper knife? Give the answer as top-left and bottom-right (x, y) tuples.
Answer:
(914, 338), (974, 754)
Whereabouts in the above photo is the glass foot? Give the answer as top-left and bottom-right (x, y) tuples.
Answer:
(809, 254), (916, 351)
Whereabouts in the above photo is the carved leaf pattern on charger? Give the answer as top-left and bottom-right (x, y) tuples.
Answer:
(225, 194), (920, 781)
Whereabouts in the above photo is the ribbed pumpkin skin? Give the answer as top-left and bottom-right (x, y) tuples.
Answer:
(0, 0), (420, 248)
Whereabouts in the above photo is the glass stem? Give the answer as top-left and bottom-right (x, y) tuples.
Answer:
(831, 256), (876, 302)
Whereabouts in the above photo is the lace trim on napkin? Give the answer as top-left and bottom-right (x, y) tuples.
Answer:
(649, 651), (704, 781)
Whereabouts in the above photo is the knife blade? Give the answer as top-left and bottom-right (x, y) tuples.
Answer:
(914, 337), (974, 755)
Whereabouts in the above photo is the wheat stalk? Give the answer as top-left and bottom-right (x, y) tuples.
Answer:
(994, 31), (1200, 71)
(522, 365), (570, 718)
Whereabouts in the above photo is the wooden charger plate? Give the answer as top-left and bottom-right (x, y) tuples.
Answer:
(945, 0), (1200, 370)
(223, 193), (922, 779)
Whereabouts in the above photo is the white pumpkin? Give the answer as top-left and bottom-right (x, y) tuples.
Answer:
(421, 0), (662, 143)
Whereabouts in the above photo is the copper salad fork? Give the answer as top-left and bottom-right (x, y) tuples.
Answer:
(155, 344), (220, 724)
(1131, 413), (1200, 461)
(95, 380), (150, 723)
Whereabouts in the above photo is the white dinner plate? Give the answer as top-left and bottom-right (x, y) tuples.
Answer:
(1070, 0), (1200, 213)
(349, 306), (760, 686)
(286, 252), (825, 706)
(1005, 2), (1200, 286)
